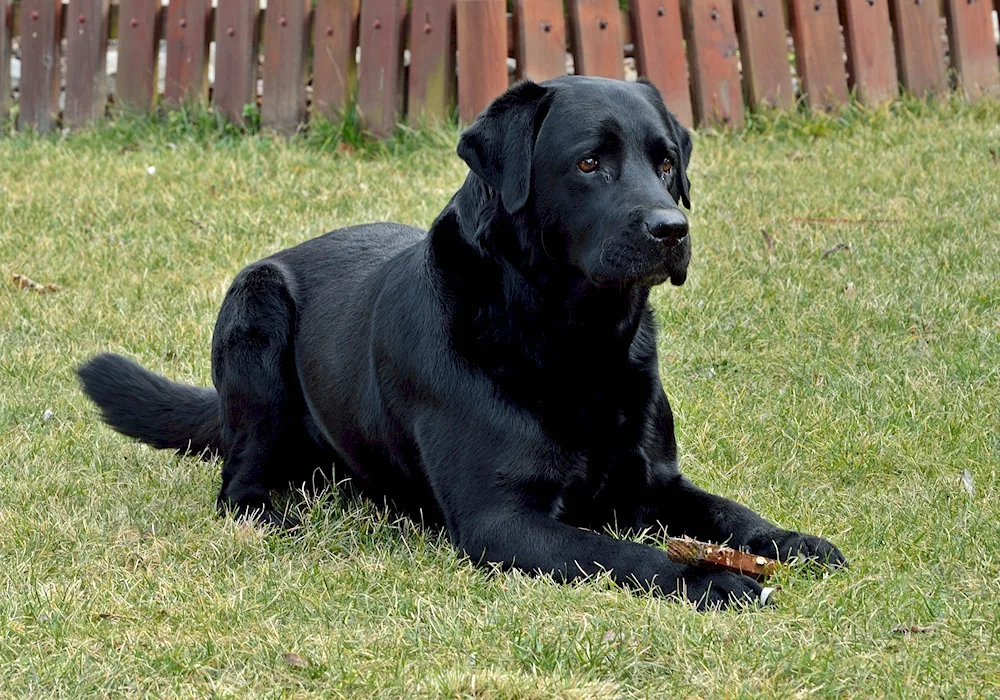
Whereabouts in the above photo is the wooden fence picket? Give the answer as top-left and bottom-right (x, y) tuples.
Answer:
(733, 0), (794, 110)
(839, 0), (898, 107)
(514, 0), (567, 83)
(213, 0), (259, 123)
(64, 0), (110, 127)
(888, 0), (947, 96)
(682, 0), (745, 128)
(629, 0), (693, 128)
(116, 0), (161, 112)
(357, 0), (406, 137)
(261, 0), (310, 133)
(164, 0), (211, 106)
(788, 0), (848, 110)
(313, 0), (360, 118)
(456, 0), (507, 124)
(17, 0), (61, 132)
(568, 0), (625, 79)
(408, 0), (457, 123)
(943, 0), (999, 100)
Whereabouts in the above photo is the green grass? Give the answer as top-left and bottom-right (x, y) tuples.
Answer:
(2, 99), (1000, 697)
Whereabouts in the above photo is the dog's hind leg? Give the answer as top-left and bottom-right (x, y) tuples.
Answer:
(210, 261), (317, 529)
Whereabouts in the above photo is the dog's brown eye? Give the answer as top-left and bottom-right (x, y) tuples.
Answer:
(661, 159), (672, 174)
(578, 157), (599, 173)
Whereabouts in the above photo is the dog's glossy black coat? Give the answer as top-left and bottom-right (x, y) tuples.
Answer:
(79, 77), (845, 609)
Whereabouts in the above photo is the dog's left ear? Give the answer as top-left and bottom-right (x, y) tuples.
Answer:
(457, 81), (550, 214)
(637, 78), (692, 210)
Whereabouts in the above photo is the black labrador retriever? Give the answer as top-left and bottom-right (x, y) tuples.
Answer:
(79, 76), (845, 609)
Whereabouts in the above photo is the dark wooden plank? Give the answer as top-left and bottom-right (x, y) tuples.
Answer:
(514, 0), (568, 82)
(1, 0), (10, 123)
(682, 0), (744, 128)
(456, 0), (507, 124)
(408, 0), (457, 122)
(17, 0), (61, 132)
(164, 0), (211, 106)
(357, 0), (406, 136)
(788, 0), (849, 110)
(840, 0), (899, 106)
(213, 0), (259, 123)
(567, 0), (625, 78)
(888, 0), (947, 96)
(943, 0), (999, 100)
(733, 0), (794, 110)
(314, 0), (360, 118)
(116, 0), (160, 111)
(261, 0), (310, 133)
(64, 0), (110, 127)
(630, 0), (693, 127)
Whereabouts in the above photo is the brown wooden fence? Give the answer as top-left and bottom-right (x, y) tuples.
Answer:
(1, 0), (998, 137)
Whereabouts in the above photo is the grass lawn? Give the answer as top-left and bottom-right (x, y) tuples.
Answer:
(2, 100), (1000, 697)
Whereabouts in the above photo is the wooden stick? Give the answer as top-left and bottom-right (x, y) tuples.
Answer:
(664, 536), (778, 581)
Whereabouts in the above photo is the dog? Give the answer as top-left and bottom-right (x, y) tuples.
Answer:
(79, 76), (845, 609)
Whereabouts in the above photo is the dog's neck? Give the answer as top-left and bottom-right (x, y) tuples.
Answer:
(430, 176), (649, 344)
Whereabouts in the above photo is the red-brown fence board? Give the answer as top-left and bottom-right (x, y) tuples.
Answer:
(457, 0), (507, 124)
(17, 0), (61, 132)
(943, 0), (999, 100)
(357, 0), (406, 136)
(514, 0), (567, 82)
(1, 0), (10, 122)
(840, 0), (898, 106)
(408, 0), (457, 122)
(64, 0), (110, 127)
(261, 0), (309, 133)
(629, 0), (693, 128)
(733, 0), (794, 110)
(213, 0), (259, 123)
(568, 0), (625, 79)
(116, 0), (160, 111)
(164, 0), (211, 106)
(682, 0), (745, 128)
(314, 0), (360, 118)
(888, 0), (947, 96)
(788, 0), (848, 110)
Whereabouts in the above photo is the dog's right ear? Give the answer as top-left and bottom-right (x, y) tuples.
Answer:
(457, 81), (550, 215)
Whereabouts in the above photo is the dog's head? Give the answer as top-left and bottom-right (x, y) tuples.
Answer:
(457, 76), (692, 287)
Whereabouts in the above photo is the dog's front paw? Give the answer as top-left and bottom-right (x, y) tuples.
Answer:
(674, 568), (773, 611)
(749, 530), (847, 569)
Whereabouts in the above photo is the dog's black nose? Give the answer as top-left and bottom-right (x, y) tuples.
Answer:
(646, 209), (688, 246)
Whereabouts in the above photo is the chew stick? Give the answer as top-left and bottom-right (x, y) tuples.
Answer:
(665, 536), (778, 581)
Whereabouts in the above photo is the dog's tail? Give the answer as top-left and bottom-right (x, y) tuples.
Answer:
(77, 353), (222, 456)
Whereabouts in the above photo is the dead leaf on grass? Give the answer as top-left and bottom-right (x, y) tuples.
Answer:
(761, 230), (775, 261)
(844, 282), (856, 299)
(892, 623), (937, 635)
(12, 274), (61, 293)
(822, 242), (851, 258)
(282, 653), (309, 668)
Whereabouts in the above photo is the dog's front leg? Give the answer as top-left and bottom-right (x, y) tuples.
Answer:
(414, 408), (766, 610)
(637, 392), (847, 568)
